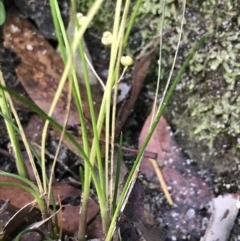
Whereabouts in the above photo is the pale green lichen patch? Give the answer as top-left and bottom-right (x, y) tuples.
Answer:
(182, 3), (239, 143)
(136, 0), (240, 165)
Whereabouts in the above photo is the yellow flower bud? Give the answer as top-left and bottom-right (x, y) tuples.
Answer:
(103, 31), (112, 38)
(101, 31), (113, 45)
(77, 13), (87, 26)
(76, 13), (83, 19)
(120, 56), (133, 66)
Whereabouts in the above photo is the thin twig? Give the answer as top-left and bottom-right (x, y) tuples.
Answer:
(148, 158), (173, 206)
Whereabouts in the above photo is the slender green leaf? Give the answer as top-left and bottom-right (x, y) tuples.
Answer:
(0, 71), (28, 178)
(105, 31), (213, 241)
(0, 1), (6, 25)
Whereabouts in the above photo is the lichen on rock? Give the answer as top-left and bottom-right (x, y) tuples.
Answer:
(136, 0), (240, 170)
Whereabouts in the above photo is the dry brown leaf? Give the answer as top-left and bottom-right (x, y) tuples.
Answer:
(0, 176), (42, 241)
(0, 174), (103, 239)
(138, 114), (214, 237)
(3, 12), (102, 128)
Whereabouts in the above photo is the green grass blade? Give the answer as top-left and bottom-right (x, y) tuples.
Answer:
(78, 37), (104, 192)
(0, 171), (40, 194)
(0, 1), (6, 25)
(50, 0), (91, 159)
(0, 84), (89, 162)
(105, 31), (213, 241)
(0, 181), (45, 211)
(0, 112), (43, 170)
(0, 71), (28, 178)
(49, 1), (105, 238)
(49, 0), (66, 60)
(112, 133), (123, 213)
(0, 85), (104, 204)
(123, 0), (143, 47)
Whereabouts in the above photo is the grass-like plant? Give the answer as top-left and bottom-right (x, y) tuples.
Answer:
(0, 0), (213, 240)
